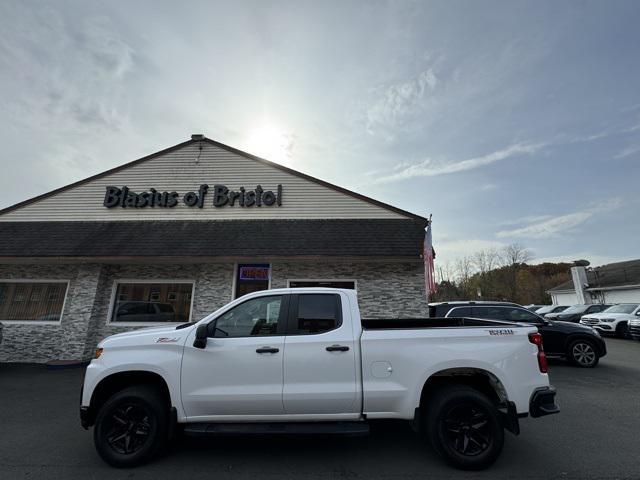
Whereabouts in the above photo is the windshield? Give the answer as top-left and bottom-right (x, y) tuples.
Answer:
(535, 306), (555, 314)
(603, 304), (639, 314)
(562, 304), (588, 314)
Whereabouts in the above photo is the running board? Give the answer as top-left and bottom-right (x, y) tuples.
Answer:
(184, 421), (370, 437)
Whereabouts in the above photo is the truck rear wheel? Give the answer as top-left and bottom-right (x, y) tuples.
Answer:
(93, 385), (169, 467)
(424, 386), (504, 470)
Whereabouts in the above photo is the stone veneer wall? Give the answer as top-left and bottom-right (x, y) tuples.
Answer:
(0, 260), (427, 363)
(270, 260), (429, 318)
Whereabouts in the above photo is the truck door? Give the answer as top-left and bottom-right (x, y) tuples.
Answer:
(282, 293), (360, 416)
(181, 294), (288, 419)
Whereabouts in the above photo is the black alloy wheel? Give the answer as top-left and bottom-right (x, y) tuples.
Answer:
(442, 405), (492, 457)
(425, 386), (504, 470)
(94, 386), (169, 467)
(104, 404), (152, 455)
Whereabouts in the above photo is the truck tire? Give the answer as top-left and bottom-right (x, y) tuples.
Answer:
(567, 339), (599, 368)
(93, 385), (169, 467)
(424, 385), (504, 470)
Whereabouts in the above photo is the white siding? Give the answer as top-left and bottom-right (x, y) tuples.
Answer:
(602, 288), (640, 304)
(0, 142), (410, 222)
(551, 292), (579, 306)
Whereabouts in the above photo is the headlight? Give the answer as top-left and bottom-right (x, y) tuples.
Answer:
(95, 348), (103, 359)
(602, 318), (616, 323)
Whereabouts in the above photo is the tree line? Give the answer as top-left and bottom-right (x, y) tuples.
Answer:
(432, 243), (572, 305)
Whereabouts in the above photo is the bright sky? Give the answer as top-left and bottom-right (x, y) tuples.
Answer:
(1, 0), (638, 267)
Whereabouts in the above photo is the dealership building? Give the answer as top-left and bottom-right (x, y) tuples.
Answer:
(0, 135), (429, 363)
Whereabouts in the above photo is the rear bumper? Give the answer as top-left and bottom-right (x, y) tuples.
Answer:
(530, 386), (559, 418)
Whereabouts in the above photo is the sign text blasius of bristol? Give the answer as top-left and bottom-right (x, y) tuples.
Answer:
(103, 184), (283, 209)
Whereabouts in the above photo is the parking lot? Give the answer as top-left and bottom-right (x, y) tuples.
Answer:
(0, 338), (638, 480)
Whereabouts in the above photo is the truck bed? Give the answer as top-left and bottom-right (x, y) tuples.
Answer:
(361, 317), (524, 329)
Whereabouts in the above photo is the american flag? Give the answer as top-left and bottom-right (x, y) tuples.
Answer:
(424, 221), (437, 298)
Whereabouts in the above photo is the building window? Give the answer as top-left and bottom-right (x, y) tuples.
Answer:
(288, 279), (356, 290)
(235, 263), (271, 298)
(0, 281), (68, 323)
(110, 281), (194, 324)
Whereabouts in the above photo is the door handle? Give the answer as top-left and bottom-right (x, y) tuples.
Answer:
(326, 344), (350, 352)
(256, 347), (279, 354)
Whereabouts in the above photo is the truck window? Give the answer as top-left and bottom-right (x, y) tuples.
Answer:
(446, 306), (471, 317)
(290, 294), (342, 334)
(213, 295), (283, 337)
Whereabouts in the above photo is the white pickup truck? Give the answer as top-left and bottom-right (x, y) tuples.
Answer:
(80, 288), (558, 470)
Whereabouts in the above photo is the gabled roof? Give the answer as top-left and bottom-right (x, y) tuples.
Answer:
(0, 219), (425, 258)
(547, 259), (640, 293)
(0, 136), (429, 225)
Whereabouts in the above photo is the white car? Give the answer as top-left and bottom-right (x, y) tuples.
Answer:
(80, 288), (558, 471)
(580, 303), (640, 338)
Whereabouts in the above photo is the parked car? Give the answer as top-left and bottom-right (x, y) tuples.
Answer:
(81, 289), (558, 471)
(112, 301), (182, 323)
(429, 301), (607, 368)
(629, 315), (640, 341)
(581, 303), (640, 338)
(535, 305), (569, 316)
(545, 304), (611, 322)
(524, 304), (546, 312)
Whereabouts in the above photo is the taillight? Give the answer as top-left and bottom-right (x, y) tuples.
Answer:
(528, 332), (548, 373)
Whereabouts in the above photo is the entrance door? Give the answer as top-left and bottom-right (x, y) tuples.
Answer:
(282, 292), (360, 416)
(181, 294), (287, 419)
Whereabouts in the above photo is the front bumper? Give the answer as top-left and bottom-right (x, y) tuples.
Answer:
(530, 386), (559, 418)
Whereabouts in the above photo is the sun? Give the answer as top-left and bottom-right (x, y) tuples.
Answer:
(245, 124), (294, 165)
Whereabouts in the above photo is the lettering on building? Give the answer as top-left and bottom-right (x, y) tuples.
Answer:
(103, 184), (283, 209)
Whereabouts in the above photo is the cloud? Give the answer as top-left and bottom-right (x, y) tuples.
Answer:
(364, 67), (439, 135)
(531, 252), (624, 268)
(0, 4), (135, 133)
(372, 142), (544, 183)
(614, 145), (640, 159)
(496, 198), (623, 239)
(433, 238), (509, 265)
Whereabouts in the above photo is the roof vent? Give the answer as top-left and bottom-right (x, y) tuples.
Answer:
(191, 134), (205, 141)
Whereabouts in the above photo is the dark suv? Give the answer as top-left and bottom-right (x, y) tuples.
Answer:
(544, 304), (611, 323)
(428, 301), (607, 368)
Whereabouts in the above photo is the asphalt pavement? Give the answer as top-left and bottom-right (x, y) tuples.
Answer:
(0, 338), (639, 480)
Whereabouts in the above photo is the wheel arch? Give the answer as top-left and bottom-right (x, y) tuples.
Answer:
(419, 367), (509, 409)
(86, 370), (172, 427)
(564, 334), (604, 354)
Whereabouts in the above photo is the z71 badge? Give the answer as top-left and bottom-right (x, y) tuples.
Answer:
(488, 329), (514, 336)
(156, 337), (179, 343)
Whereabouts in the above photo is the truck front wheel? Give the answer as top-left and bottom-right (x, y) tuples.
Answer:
(425, 386), (504, 470)
(93, 386), (169, 467)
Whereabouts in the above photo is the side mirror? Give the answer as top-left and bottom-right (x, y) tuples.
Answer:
(636, 311), (640, 316)
(193, 324), (208, 349)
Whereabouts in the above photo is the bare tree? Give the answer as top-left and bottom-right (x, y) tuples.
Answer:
(455, 256), (473, 283)
(500, 243), (532, 266)
(436, 262), (456, 284)
(473, 248), (500, 273)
